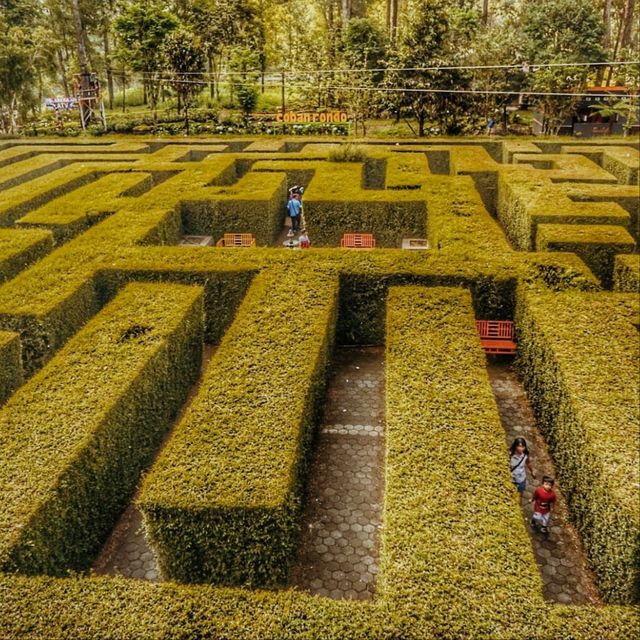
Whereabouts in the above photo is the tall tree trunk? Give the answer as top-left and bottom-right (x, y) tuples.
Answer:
(621, 0), (636, 49)
(341, 0), (351, 27)
(596, 0), (613, 85)
(208, 53), (214, 99)
(390, 0), (399, 42)
(482, 0), (489, 26)
(58, 49), (70, 97)
(121, 63), (126, 113)
(71, 0), (89, 73)
(417, 110), (425, 137)
(103, 27), (114, 110)
(605, 14), (625, 86)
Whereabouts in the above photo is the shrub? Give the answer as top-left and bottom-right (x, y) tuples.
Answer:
(328, 143), (368, 162)
(515, 289), (640, 603)
(138, 266), (338, 586)
(0, 282), (204, 574)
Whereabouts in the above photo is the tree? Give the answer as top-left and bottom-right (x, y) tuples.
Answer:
(338, 17), (386, 136)
(162, 27), (204, 133)
(385, 0), (474, 136)
(114, 1), (178, 122)
(0, 1), (52, 133)
(236, 81), (258, 123)
(521, 0), (605, 135)
(589, 89), (639, 136)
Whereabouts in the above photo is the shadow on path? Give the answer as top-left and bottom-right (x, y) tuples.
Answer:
(487, 360), (601, 605)
(290, 347), (385, 600)
(92, 345), (217, 581)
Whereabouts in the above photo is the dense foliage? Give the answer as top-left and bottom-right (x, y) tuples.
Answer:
(0, 0), (637, 135)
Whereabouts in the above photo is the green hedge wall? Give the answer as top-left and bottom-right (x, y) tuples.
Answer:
(0, 228), (53, 283)
(383, 286), (543, 636)
(536, 223), (636, 288)
(138, 265), (338, 586)
(614, 254), (640, 292)
(0, 282), (203, 575)
(0, 279), (637, 638)
(180, 172), (287, 245)
(516, 289), (640, 603)
(97, 263), (256, 344)
(0, 331), (22, 405)
(16, 172), (154, 243)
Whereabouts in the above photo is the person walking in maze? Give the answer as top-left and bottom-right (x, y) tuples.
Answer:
(530, 476), (556, 534)
(509, 436), (535, 496)
(287, 192), (302, 234)
(299, 228), (310, 249)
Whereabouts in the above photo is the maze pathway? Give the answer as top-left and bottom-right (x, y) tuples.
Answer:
(290, 347), (385, 600)
(93, 345), (217, 581)
(487, 361), (601, 605)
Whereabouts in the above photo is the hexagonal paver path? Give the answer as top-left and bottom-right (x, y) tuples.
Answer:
(487, 361), (601, 605)
(290, 347), (384, 600)
(93, 503), (160, 581)
(93, 345), (217, 581)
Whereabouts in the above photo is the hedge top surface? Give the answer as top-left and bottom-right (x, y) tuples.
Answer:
(139, 266), (338, 509)
(521, 290), (639, 508)
(0, 282), (203, 558)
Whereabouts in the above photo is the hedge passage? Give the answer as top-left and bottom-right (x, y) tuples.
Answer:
(516, 289), (640, 603)
(0, 137), (638, 638)
(139, 266), (338, 586)
(0, 282), (204, 575)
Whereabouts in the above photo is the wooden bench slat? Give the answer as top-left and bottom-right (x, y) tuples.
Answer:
(476, 320), (517, 355)
(216, 233), (256, 248)
(340, 233), (376, 249)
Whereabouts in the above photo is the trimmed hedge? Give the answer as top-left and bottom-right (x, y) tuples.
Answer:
(138, 265), (338, 586)
(512, 152), (618, 183)
(0, 282), (203, 575)
(180, 171), (288, 245)
(614, 254), (640, 292)
(536, 223), (636, 288)
(560, 145), (639, 186)
(0, 331), (22, 405)
(0, 227), (53, 282)
(516, 289), (640, 603)
(497, 169), (632, 251)
(383, 286), (542, 635)
(253, 158), (428, 247)
(0, 159), (134, 226)
(16, 172), (154, 243)
(1, 139), (639, 638)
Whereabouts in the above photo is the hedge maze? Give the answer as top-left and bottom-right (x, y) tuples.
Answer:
(0, 137), (638, 639)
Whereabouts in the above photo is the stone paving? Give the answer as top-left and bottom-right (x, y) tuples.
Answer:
(290, 347), (385, 600)
(93, 345), (216, 581)
(487, 360), (601, 605)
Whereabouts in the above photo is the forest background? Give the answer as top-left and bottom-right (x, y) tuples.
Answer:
(0, 0), (638, 137)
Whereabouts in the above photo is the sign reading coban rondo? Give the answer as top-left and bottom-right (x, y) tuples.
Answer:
(276, 111), (349, 123)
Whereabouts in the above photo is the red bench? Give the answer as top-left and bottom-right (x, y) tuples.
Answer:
(475, 320), (517, 355)
(340, 233), (376, 249)
(216, 233), (256, 247)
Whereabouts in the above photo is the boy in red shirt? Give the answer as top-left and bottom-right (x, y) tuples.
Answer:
(530, 476), (556, 534)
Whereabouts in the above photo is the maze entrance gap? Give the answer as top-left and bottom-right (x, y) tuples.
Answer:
(290, 347), (385, 600)
(487, 360), (601, 605)
(93, 345), (217, 580)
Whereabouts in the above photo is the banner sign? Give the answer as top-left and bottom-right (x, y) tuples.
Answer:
(45, 97), (78, 110)
(275, 111), (349, 123)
